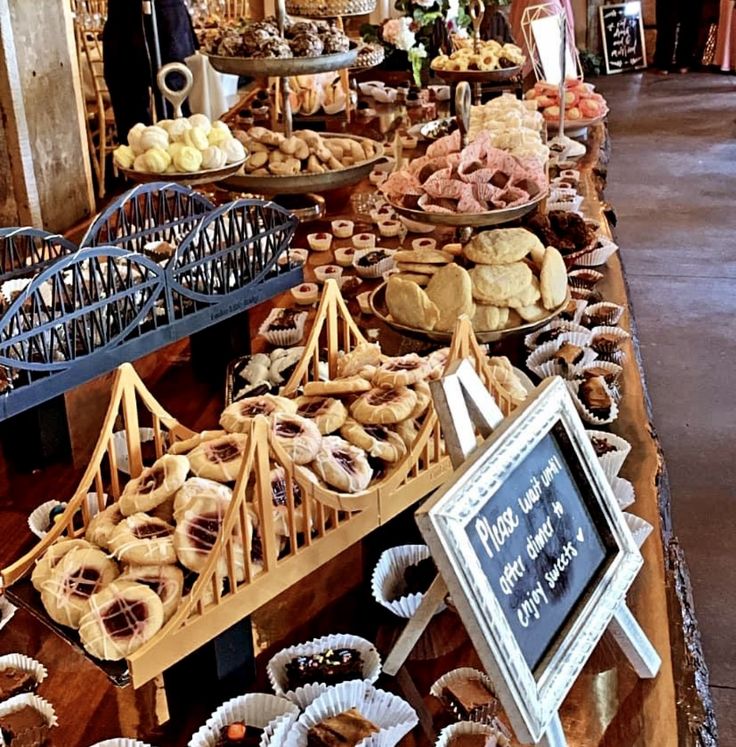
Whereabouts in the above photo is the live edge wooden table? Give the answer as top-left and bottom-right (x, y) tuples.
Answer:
(0, 120), (717, 746)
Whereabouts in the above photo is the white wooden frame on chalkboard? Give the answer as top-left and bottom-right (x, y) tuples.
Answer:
(599, 1), (648, 75)
(416, 377), (658, 745)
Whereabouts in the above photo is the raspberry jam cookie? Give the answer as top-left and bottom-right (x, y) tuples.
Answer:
(271, 413), (322, 464)
(119, 454), (190, 516)
(311, 436), (373, 493)
(350, 386), (418, 425)
(373, 354), (430, 387)
(220, 394), (297, 433)
(188, 433), (248, 482)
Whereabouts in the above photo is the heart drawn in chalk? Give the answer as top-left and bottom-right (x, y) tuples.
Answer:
(576, 527), (584, 543)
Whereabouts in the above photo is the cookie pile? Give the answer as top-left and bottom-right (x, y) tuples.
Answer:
(525, 79), (608, 123)
(431, 39), (525, 73)
(525, 210), (597, 261)
(204, 17), (350, 59)
(29, 437), (282, 661)
(236, 127), (379, 177)
(385, 228), (569, 333)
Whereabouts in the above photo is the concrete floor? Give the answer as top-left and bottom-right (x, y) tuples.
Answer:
(595, 70), (736, 743)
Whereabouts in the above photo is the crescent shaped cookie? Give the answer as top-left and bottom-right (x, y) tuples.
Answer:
(339, 419), (407, 462)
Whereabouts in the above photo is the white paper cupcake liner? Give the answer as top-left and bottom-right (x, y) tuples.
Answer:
(590, 325), (631, 358)
(575, 237), (619, 267)
(623, 512), (653, 548)
(612, 476), (636, 509)
(568, 269), (604, 291)
(429, 668), (500, 724)
(353, 250), (395, 279)
(586, 429), (632, 482)
(578, 360), (624, 390)
(89, 740), (154, 747)
(268, 633), (382, 709)
(112, 428), (156, 475)
(583, 302), (624, 328)
(27, 492), (108, 539)
(259, 309), (308, 347)
(524, 320), (589, 351)
(547, 195), (584, 213)
(434, 720), (511, 747)
(188, 692), (300, 747)
(0, 596), (17, 632)
(0, 654), (48, 693)
(0, 693), (57, 747)
(566, 380), (619, 425)
(371, 545), (443, 619)
(526, 336), (597, 379)
(283, 681), (418, 747)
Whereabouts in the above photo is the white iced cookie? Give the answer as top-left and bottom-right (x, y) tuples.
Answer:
(208, 126), (232, 148)
(201, 146), (227, 170)
(157, 118), (174, 133)
(139, 125), (169, 151)
(188, 113), (212, 134)
(173, 145), (203, 172)
(168, 118), (193, 142)
(142, 147), (171, 173)
(133, 154), (150, 172)
(222, 137), (246, 164)
(127, 122), (146, 154)
(113, 145), (135, 170)
(183, 126), (209, 151)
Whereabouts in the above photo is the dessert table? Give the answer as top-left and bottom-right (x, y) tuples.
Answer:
(0, 116), (716, 746)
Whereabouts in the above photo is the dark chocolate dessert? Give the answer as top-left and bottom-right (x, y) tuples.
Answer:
(0, 668), (37, 700)
(215, 721), (264, 746)
(285, 648), (363, 690)
(307, 708), (378, 747)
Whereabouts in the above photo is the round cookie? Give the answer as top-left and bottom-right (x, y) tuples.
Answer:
(426, 264), (475, 333)
(41, 546), (119, 629)
(173, 476), (233, 515)
(220, 395), (296, 433)
(271, 413), (322, 464)
(339, 418), (407, 462)
(78, 581), (164, 661)
(108, 513), (176, 565)
(472, 304), (509, 332)
(540, 245), (568, 309)
(187, 433), (248, 482)
(303, 376), (372, 397)
(517, 300), (549, 322)
(311, 436), (373, 493)
(269, 465), (310, 536)
(295, 395), (348, 435)
(470, 262), (533, 305)
(32, 538), (94, 593)
(119, 454), (190, 517)
(350, 386), (417, 425)
(118, 564), (184, 623)
(373, 354), (430, 387)
(85, 504), (124, 551)
(504, 276), (541, 309)
(464, 228), (544, 265)
(385, 276), (440, 331)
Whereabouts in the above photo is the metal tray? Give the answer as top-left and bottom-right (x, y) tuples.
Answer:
(389, 190), (546, 229)
(220, 134), (385, 196)
(205, 43), (359, 77)
(369, 281), (570, 344)
(430, 64), (522, 83)
(119, 159), (246, 187)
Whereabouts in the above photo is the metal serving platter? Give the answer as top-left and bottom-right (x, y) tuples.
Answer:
(220, 134), (385, 196)
(205, 42), (359, 77)
(370, 282), (570, 344)
(388, 190), (546, 229)
(119, 158), (246, 187)
(430, 64), (522, 83)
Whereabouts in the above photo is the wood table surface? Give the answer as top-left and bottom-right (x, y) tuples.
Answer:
(0, 110), (715, 746)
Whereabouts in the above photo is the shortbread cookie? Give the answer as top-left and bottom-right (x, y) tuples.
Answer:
(517, 301), (549, 322)
(540, 245), (568, 309)
(410, 379), (432, 419)
(386, 276), (440, 331)
(350, 386), (417, 425)
(271, 413), (322, 464)
(270, 465), (309, 536)
(505, 309), (523, 329)
(188, 433), (248, 482)
(108, 513), (176, 565)
(505, 276), (541, 309)
(394, 272), (430, 287)
(118, 563), (184, 623)
(173, 476), (233, 515)
(119, 454), (190, 516)
(303, 376), (372, 396)
(339, 419), (407, 462)
(395, 418), (419, 449)
(169, 430), (226, 456)
(336, 342), (382, 378)
(426, 264), (474, 332)
(78, 581), (164, 660)
(295, 395), (348, 434)
(472, 304), (509, 332)
(311, 436), (373, 493)
(470, 262), (533, 305)
(41, 546), (119, 629)
(393, 249), (453, 264)
(32, 538), (94, 593)
(373, 354), (430, 387)
(85, 505), (124, 551)
(220, 394), (296, 433)
(464, 228), (544, 265)
(396, 262), (441, 275)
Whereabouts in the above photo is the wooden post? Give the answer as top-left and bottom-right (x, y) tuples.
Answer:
(0, 0), (94, 231)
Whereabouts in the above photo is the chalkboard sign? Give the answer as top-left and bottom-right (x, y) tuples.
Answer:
(600, 2), (647, 74)
(465, 424), (616, 671)
(416, 376), (645, 744)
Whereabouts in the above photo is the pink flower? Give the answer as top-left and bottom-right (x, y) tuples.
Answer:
(382, 17), (417, 51)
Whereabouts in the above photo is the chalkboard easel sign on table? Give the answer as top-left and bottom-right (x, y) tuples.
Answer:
(599, 1), (648, 74)
(413, 373), (660, 746)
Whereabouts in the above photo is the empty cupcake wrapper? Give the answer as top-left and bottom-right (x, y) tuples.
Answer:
(429, 668), (500, 725)
(583, 302), (624, 328)
(0, 654), (48, 689)
(612, 476), (636, 509)
(89, 740), (154, 747)
(0, 596), (17, 632)
(267, 633), (382, 709)
(434, 720), (511, 747)
(0, 693), (57, 747)
(112, 428), (157, 475)
(566, 380), (619, 425)
(575, 238), (619, 267)
(586, 429), (632, 482)
(526, 335), (597, 380)
(524, 319), (589, 351)
(623, 512), (654, 548)
(189, 692), (300, 747)
(283, 680), (418, 747)
(371, 544), (443, 619)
